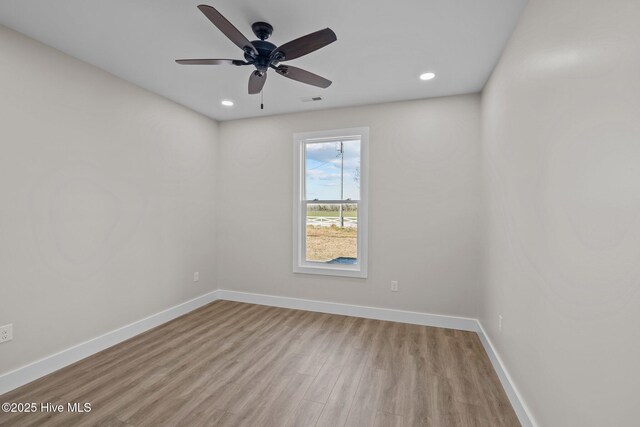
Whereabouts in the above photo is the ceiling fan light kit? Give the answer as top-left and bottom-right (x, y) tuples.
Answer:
(176, 4), (337, 99)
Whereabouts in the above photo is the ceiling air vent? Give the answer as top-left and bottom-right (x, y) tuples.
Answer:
(301, 96), (323, 103)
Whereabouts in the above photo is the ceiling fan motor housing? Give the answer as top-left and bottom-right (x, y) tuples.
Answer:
(245, 38), (278, 72)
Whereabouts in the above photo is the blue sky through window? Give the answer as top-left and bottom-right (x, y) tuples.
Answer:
(305, 140), (360, 200)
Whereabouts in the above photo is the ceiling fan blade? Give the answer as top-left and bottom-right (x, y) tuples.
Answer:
(248, 71), (267, 94)
(275, 65), (332, 88)
(271, 28), (337, 62)
(175, 59), (248, 65)
(197, 5), (258, 56)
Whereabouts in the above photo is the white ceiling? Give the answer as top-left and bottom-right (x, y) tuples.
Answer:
(0, 0), (527, 121)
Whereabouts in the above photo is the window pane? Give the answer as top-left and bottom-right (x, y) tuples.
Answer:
(305, 140), (361, 201)
(306, 203), (358, 264)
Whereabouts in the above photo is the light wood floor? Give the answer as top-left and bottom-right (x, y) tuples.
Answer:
(0, 301), (520, 427)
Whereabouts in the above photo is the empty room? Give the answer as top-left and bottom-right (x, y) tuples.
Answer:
(1, 0), (638, 426)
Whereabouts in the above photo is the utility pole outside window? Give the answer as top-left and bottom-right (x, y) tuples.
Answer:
(337, 141), (344, 227)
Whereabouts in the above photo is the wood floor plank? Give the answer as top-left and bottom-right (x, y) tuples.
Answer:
(284, 399), (324, 427)
(344, 367), (387, 426)
(237, 372), (314, 427)
(297, 314), (355, 377)
(374, 412), (404, 427)
(304, 362), (343, 404)
(314, 350), (369, 427)
(303, 315), (361, 404)
(0, 301), (519, 427)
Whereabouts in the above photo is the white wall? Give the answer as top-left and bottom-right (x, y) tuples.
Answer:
(481, 0), (640, 425)
(218, 95), (482, 318)
(0, 26), (219, 375)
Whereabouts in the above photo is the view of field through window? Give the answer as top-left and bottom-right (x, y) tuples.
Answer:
(304, 139), (360, 264)
(306, 204), (358, 262)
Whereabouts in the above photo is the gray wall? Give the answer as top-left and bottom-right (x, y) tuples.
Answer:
(218, 95), (482, 318)
(480, 0), (640, 425)
(0, 26), (219, 375)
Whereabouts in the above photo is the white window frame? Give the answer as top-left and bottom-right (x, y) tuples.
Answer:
(293, 127), (369, 278)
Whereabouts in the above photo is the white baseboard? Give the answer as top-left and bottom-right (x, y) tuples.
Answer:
(215, 289), (478, 331)
(1, 288), (534, 427)
(0, 291), (218, 395)
(475, 322), (537, 427)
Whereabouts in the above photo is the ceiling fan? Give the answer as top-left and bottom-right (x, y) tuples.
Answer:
(176, 4), (337, 95)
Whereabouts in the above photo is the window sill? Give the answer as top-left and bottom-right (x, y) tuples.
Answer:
(293, 263), (368, 278)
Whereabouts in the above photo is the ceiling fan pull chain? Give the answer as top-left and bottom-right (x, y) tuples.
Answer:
(261, 90), (264, 110)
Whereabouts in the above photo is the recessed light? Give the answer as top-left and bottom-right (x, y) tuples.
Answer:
(419, 72), (436, 81)
(221, 100), (234, 106)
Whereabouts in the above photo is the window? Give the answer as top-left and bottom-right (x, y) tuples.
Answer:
(293, 127), (369, 278)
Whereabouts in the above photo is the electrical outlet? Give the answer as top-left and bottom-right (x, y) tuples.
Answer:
(193, 272), (199, 282)
(0, 324), (13, 343)
(391, 281), (399, 292)
(498, 314), (503, 332)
